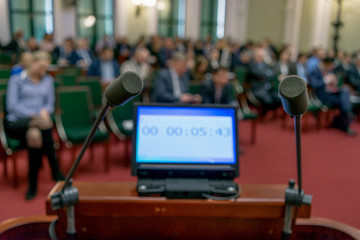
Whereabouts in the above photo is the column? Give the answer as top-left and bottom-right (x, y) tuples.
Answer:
(185, 0), (201, 40)
(225, 0), (248, 44)
(0, 0), (11, 44)
(147, 3), (158, 35)
(114, 0), (128, 37)
(283, 0), (303, 57)
(310, 0), (333, 49)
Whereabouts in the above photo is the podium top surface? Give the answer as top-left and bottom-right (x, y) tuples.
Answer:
(46, 181), (311, 219)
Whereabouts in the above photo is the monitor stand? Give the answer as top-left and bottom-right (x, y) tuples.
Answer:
(137, 178), (240, 199)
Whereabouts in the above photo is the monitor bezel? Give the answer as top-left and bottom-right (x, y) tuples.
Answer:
(131, 103), (240, 179)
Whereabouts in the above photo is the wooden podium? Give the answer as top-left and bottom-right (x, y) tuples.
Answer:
(2, 181), (360, 240)
(45, 181), (310, 240)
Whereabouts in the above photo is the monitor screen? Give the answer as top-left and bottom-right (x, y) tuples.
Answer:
(132, 104), (239, 178)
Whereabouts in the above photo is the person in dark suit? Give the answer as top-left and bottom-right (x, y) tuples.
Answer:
(74, 38), (94, 69)
(246, 47), (280, 114)
(55, 37), (78, 66)
(152, 52), (202, 103)
(87, 46), (120, 86)
(200, 66), (235, 105)
(4, 30), (25, 53)
(347, 55), (360, 93)
(273, 49), (297, 81)
(308, 57), (355, 136)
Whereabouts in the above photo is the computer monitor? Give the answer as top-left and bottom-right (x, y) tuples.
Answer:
(131, 103), (239, 180)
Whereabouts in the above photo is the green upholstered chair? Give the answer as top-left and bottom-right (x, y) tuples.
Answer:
(55, 86), (110, 172)
(0, 91), (26, 188)
(0, 53), (14, 65)
(55, 74), (77, 86)
(0, 68), (11, 79)
(76, 77), (103, 109)
(232, 82), (258, 144)
(189, 83), (203, 95)
(106, 96), (141, 166)
(234, 67), (248, 86)
(0, 79), (8, 91)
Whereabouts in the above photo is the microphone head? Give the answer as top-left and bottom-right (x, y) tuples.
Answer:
(104, 71), (143, 107)
(278, 75), (309, 116)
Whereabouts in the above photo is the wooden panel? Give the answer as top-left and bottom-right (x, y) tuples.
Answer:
(44, 182), (311, 240)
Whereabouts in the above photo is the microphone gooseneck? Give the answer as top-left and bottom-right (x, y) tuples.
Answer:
(279, 75), (312, 240)
(50, 71), (143, 239)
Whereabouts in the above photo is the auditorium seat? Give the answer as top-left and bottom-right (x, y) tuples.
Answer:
(106, 96), (141, 166)
(55, 86), (110, 172)
(232, 82), (258, 144)
(76, 76), (103, 109)
(0, 91), (26, 188)
(0, 68), (11, 79)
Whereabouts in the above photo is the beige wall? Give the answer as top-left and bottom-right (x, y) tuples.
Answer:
(126, 2), (149, 44)
(2, 0), (360, 53)
(247, 0), (287, 48)
(328, 1), (360, 53)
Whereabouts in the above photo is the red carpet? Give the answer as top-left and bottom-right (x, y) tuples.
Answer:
(1, 116), (360, 229)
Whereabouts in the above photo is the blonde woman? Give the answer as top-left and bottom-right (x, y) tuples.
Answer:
(5, 51), (64, 200)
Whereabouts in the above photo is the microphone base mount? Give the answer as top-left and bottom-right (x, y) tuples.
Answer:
(282, 179), (312, 239)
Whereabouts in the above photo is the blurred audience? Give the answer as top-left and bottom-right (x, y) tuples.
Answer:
(5, 51), (64, 200)
(246, 47), (280, 114)
(95, 34), (116, 54)
(39, 33), (55, 53)
(121, 48), (150, 82)
(308, 57), (355, 136)
(152, 52), (201, 103)
(11, 52), (33, 76)
(192, 56), (210, 82)
(4, 30), (25, 52)
(26, 37), (39, 52)
(88, 46), (120, 86)
(200, 66), (235, 104)
(74, 38), (94, 69)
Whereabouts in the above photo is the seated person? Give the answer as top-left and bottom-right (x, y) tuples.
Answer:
(192, 56), (210, 82)
(5, 51), (64, 200)
(273, 49), (297, 81)
(200, 66), (236, 105)
(347, 55), (360, 94)
(121, 48), (150, 83)
(11, 51), (33, 76)
(55, 37), (78, 66)
(246, 47), (280, 114)
(296, 53), (309, 84)
(308, 57), (355, 135)
(88, 46), (120, 88)
(152, 52), (202, 103)
(75, 38), (94, 70)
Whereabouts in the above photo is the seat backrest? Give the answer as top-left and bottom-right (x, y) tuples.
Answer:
(111, 95), (141, 122)
(0, 68), (11, 79)
(0, 90), (7, 115)
(0, 79), (8, 91)
(189, 83), (203, 95)
(235, 67), (248, 86)
(56, 86), (93, 128)
(76, 77), (103, 108)
(55, 75), (77, 86)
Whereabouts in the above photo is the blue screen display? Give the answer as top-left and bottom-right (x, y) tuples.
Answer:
(135, 106), (237, 165)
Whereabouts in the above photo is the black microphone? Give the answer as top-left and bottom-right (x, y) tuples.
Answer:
(278, 75), (309, 116)
(49, 72), (143, 239)
(105, 71), (143, 107)
(278, 75), (312, 240)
